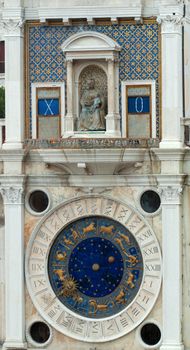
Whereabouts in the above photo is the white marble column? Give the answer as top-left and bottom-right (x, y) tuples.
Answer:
(2, 15), (25, 149)
(1, 180), (26, 350)
(158, 15), (184, 148)
(64, 59), (74, 136)
(106, 58), (121, 137)
(159, 184), (184, 350)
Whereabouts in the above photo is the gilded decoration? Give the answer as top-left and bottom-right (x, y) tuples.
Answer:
(26, 21), (160, 136)
(25, 195), (162, 342)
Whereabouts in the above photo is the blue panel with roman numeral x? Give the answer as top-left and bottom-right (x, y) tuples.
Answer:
(128, 96), (150, 114)
(38, 98), (59, 116)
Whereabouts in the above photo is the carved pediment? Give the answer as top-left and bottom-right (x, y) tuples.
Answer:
(61, 31), (121, 54)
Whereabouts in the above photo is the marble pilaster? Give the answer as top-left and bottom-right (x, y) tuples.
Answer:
(1, 180), (26, 350)
(158, 15), (184, 148)
(159, 183), (184, 350)
(64, 59), (74, 136)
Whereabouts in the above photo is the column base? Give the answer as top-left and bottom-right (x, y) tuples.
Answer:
(3, 341), (27, 350)
(160, 343), (184, 350)
(2, 142), (23, 150)
(159, 140), (184, 149)
(105, 113), (121, 137)
(63, 114), (74, 136)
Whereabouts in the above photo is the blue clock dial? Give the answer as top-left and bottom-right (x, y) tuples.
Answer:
(68, 237), (124, 298)
(48, 216), (143, 319)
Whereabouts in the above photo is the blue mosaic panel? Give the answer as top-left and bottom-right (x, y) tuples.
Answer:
(38, 98), (59, 116)
(128, 96), (150, 113)
(29, 23), (160, 136)
(48, 216), (143, 319)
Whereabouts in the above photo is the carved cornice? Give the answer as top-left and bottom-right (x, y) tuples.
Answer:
(1, 186), (24, 204)
(1, 18), (25, 36)
(159, 185), (183, 204)
(157, 14), (184, 34)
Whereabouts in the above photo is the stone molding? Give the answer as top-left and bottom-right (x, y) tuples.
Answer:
(0, 186), (24, 204)
(157, 14), (184, 34)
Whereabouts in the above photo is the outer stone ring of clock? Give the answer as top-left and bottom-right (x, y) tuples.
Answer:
(26, 196), (162, 341)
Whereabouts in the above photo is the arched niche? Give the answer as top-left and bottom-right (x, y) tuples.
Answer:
(61, 31), (121, 137)
(75, 64), (108, 131)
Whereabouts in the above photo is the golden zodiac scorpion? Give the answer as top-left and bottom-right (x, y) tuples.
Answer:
(89, 300), (108, 314)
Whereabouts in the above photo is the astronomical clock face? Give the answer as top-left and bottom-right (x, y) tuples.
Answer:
(26, 196), (162, 342)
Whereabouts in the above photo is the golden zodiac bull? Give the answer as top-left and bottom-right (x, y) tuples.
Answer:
(89, 300), (108, 314)
(100, 225), (114, 235)
(83, 222), (95, 234)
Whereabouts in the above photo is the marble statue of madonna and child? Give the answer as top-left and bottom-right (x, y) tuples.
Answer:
(78, 79), (106, 131)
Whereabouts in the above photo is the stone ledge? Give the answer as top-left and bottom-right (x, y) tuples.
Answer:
(24, 138), (160, 149)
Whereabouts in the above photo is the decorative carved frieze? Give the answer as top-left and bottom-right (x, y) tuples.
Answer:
(157, 15), (184, 34)
(159, 186), (183, 204)
(1, 186), (24, 204)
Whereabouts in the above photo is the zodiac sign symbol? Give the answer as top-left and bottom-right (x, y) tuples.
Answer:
(83, 222), (95, 234)
(124, 252), (138, 266)
(54, 269), (66, 281)
(126, 272), (135, 289)
(99, 225), (114, 235)
(56, 251), (67, 261)
(73, 294), (83, 306)
(64, 237), (74, 246)
(114, 237), (125, 251)
(89, 300), (108, 314)
(115, 289), (125, 304)
(118, 232), (131, 245)
(70, 228), (79, 240)
(62, 277), (78, 297)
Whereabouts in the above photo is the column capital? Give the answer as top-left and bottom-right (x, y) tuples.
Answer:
(1, 18), (25, 37)
(159, 185), (183, 204)
(157, 14), (184, 34)
(0, 186), (24, 204)
(66, 58), (73, 64)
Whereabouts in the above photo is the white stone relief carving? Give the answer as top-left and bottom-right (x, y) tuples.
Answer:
(159, 186), (183, 203)
(1, 187), (24, 204)
(157, 15), (184, 34)
(1, 18), (25, 35)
